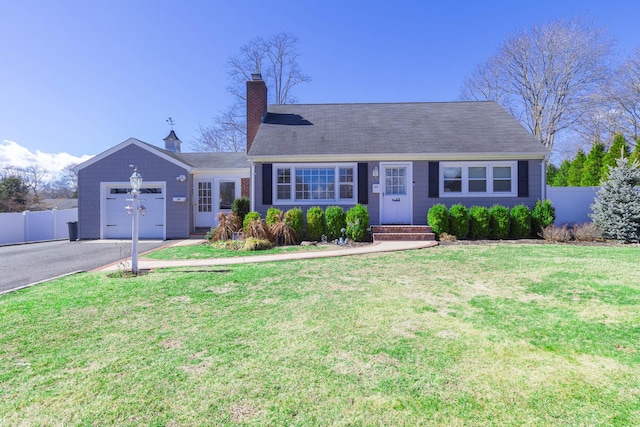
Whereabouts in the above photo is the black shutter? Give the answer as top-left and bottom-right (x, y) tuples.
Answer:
(358, 163), (368, 204)
(428, 161), (439, 198)
(262, 163), (272, 205)
(518, 160), (529, 198)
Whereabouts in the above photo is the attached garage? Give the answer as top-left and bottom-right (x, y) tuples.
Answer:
(102, 183), (166, 239)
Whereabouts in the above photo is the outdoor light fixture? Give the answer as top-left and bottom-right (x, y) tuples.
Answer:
(372, 166), (379, 178)
(176, 174), (187, 182)
(126, 166), (146, 275)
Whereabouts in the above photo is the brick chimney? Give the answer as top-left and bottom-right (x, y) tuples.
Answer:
(246, 73), (267, 153)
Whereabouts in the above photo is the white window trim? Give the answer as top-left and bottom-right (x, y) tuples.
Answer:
(273, 162), (358, 205)
(439, 161), (517, 197)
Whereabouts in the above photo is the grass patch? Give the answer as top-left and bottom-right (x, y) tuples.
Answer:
(1, 244), (640, 425)
(144, 242), (333, 260)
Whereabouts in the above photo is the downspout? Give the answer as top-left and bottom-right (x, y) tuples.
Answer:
(541, 155), (549, 200)
(250, 160), (255, 212)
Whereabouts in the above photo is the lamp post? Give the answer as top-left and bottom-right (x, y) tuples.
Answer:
(126, 166), (144, 274)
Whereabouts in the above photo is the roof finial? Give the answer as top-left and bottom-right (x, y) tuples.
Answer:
(166, 117), (175, 130)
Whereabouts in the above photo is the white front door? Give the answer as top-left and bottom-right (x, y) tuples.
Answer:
(194, 178), (240, 228)
(195, 180), (213, 227)
(380, 162), (413, 224)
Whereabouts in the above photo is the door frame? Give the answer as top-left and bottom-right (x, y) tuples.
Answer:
(379, 162), (413, 225)
(193, 176), (241, 228)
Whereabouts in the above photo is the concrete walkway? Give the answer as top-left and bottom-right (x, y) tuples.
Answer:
(96, 239), (438, 271)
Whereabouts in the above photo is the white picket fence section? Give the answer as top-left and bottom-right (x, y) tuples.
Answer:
(0, 208), (78, 245)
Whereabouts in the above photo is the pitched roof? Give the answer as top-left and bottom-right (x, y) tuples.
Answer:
(176, 152), (249, 169)
(248, 101), (549, 160)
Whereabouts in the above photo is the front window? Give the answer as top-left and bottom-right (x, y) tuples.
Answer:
(274, 163), (357, 204)
(440, 161), (516, 196)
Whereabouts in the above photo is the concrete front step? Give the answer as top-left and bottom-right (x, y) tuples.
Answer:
(371, 225), (436, 242)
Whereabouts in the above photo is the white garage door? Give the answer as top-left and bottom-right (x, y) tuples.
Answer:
(104, 185), (165, 239)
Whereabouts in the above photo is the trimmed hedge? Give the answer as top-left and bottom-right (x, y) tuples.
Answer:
(469, 206), (490, 239)
(265, 207), (282, 227)
(345, 204), (369, 242)
(305, 206), (325, 241)
(325, 206), (346, 240)
(510, 205), (532, 239)
(531, 199), (555, 236)
(488, 205), (510, 239)
(284, 208), (303, 241)
(448, 204), (469, 239)
(427, 204), (449, 236)
(242, 211), (261, 231)
(231, 198), (250, 222)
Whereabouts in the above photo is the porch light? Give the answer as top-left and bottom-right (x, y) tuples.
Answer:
(372, 166), (379, 178)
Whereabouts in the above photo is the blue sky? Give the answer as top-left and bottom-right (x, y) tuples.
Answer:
(1, 0), (639, 172)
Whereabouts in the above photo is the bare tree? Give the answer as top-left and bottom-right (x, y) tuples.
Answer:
(192, 107), (246, 152)
(606, 47), (640, 143)
(195, 32), (311, 152)
(461, 19), (614, 152)
(22, 165), (47, 205)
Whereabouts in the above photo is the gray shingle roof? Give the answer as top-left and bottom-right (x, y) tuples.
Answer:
(137, 141), (248, 168)
(176, 152), (249, 169)
(248, 101), (548, 159)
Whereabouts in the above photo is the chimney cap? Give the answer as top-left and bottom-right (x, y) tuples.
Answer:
(251, 73), (263, 81)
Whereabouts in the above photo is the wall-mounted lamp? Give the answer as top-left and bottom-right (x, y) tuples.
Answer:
(372, 166), (379, 178)
(176, 174), (187, 182)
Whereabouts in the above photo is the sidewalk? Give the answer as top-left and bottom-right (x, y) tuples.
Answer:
(96, 239), (438, 271)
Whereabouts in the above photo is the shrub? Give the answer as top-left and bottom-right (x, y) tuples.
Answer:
(242, 211), (261, 231)
(488, 205), (510, 239)
(265, 207), (282, 227)
(241, 238), (273, 251)
(571, 222), (602, 242)
(269, 211), (299, 245)
(438, 232), (457, 242)
(541, 225), (571, 243)
(207, 212), (241, 242)
(345, 204), (370, 242)
(232, 198), (250, 222)
(531, 199), (555, 237)
(244, 218), (271, 240)
(427, 204), (449, 236)
(325, 206), (346, 240)
(468, 206), (490, 239)
(284, 208), (303, 241)
(510, 205), (532, 239)
(305, 206), (325, 241)
(448, 204), (469, 239)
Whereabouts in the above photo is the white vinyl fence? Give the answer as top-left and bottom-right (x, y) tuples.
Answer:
(0, 208), (78, 245)
(546, 186), (599, 225)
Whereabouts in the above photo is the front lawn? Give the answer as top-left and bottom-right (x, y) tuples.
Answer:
(144, 241), (333, 260)
(1, 244), (639, 426)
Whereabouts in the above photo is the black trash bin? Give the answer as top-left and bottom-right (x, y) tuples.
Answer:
(67, 221), (78, 241)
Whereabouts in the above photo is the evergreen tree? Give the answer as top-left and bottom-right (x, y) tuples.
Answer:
(546, 163), (558, 185)
(580, 142), (606, 186)
(567, 149), (586, 186)
(0, 175), (29, 212)
(630, 140), (640, 165)
(551, 159), (571, 186)
(601, 134), (630, 181)
(590, 156), (640, 242)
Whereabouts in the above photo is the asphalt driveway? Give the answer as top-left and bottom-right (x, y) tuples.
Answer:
(0, 239), (169, 294)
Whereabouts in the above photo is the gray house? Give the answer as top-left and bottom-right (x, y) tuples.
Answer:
(246, 75), (549, 226)
(75, 74), (548, 240)
(74, 134), (249, 240)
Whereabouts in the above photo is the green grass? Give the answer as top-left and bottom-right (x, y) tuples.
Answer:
(1, 244), (640, 426)
(144, 242), (332, 260)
